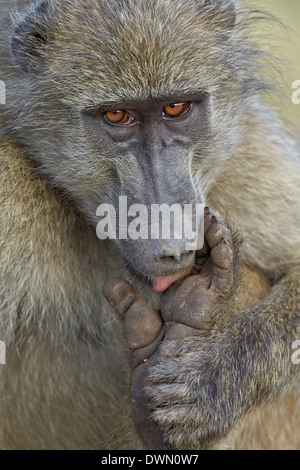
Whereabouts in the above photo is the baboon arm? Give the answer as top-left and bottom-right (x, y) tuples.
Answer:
(144, 267), (300, 450)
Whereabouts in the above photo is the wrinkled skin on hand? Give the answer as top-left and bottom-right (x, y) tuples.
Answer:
(104, 208), (234, 449)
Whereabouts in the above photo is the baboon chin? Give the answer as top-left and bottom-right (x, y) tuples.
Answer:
(0, 0), (300, 450)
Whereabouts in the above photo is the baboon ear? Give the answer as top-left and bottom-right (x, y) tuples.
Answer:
(198, 0), (237, 30)
(11, 0), (56, 72)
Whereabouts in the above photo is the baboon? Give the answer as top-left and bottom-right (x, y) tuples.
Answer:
(0, 0), (300, 450)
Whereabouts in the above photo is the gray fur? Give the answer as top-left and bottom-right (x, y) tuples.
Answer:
(0, 0), (299, 449)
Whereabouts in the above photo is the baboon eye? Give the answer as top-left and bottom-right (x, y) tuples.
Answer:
(163, 102), (191, 118)
(105, 110), (135, 125)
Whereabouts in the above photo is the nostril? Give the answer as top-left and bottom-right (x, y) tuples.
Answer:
(159, 250), (194, 263)
(160, 254), (181, 262)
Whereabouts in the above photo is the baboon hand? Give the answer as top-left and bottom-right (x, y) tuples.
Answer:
(160, 207), (234, 341)
(103, 208), (234, 449)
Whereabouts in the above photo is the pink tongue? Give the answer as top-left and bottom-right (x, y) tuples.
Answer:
(153, 271), (191, 293)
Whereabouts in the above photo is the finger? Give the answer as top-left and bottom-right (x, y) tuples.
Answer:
(103, 278), (136, 317)
(164, 321), (208, 340)
(104, 278), (164, 351)
(160, 273), (218, 330)
(123, 299), (164, 350)
(209, 238), (234, 295)
(131, 328), (165, 367)
(211, 237), (233, 270)
(204, 208), (233, 250)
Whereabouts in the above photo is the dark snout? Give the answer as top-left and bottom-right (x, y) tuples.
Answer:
(117, 155), (203, 290)
(119, 235), (197, 291)
(154, 238), (195, 266)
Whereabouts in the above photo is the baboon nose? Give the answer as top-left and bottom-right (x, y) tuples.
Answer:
(153, 249), (195, 293)
(159, 249), (195, 264)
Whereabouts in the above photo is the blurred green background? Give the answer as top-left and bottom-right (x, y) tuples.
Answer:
(244, 0), (300, 130)
(1, 0), (300, 129)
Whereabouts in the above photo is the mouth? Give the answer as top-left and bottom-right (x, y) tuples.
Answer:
(122, 256), (194, 294)
(152, 270), (192, 293)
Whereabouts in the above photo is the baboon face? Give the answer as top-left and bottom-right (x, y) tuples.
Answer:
(10, 0), (242, 284)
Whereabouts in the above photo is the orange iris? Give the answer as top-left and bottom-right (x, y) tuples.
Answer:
(163, 102), (191, 118)
(105, 110), (135, 125)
